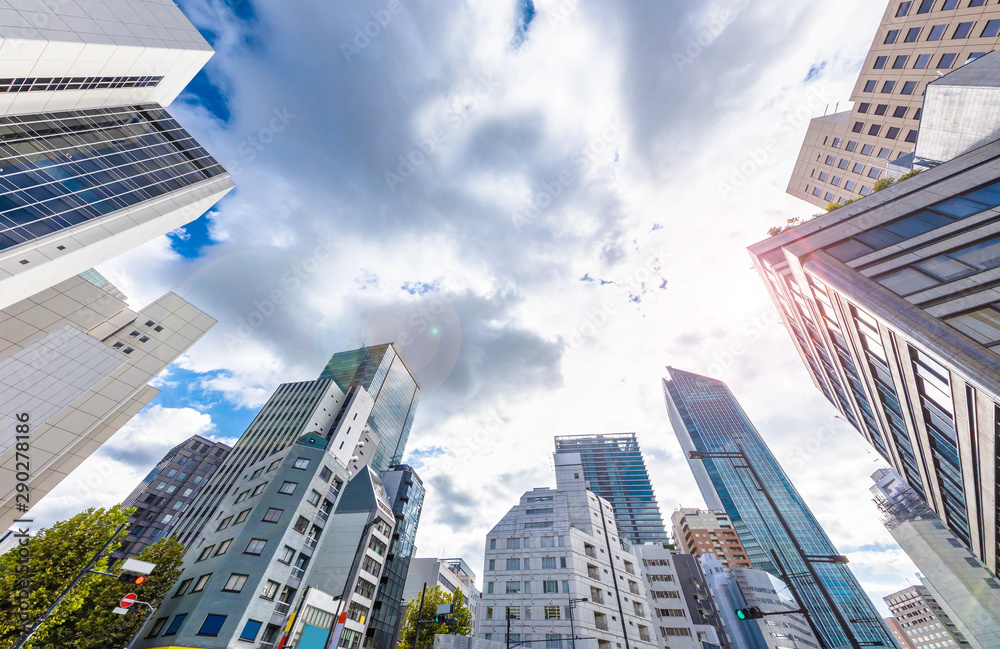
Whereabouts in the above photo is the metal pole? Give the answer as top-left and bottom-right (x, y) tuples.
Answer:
(14, 523), (126, 649)
(414, 583), (428, 649)
(732, 444), (861, 649)
(569, 598), (575, 649)
(126, 602), (157, 649)
(769, 550), (827, 649)
(506, 607), (511, 649)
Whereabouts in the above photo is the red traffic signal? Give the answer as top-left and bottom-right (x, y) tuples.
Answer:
(117, 572), (147, 586)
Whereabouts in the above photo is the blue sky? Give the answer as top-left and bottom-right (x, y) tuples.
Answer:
(26, 0), (927, 618)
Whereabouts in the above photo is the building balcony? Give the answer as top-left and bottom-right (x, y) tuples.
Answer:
(290, 566), (305, 581)
(275, 601), (291, 616)
(317, 509), (330, 522)
(305, 536), (318, 550)
(258, 642), (276, 649)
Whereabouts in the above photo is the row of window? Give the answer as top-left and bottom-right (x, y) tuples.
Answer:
(146, 612), (262, 642)
(488, 536), (567, 549)
(898, 0), (991, 17)
(875, 233), (1000, 297)
(851, 120), (921, 145)
(488, 557), (570, 572)
(487, 579), (570, 594)
(0, 75), (163, 93)
(884, 20), (1000, 44)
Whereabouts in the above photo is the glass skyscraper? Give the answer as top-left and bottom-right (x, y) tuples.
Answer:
(553, 433), (667, 545)
(663, 368), (898, 649)
(320, 343), (421, 473)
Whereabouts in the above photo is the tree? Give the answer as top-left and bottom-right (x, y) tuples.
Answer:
(397, 586), (473, 649)
(0, 505), (184, 649)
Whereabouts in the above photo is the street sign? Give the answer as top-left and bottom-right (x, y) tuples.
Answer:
(112, 607), (129, 615)
(120, 594), (137, 608)
(120, 559), (156, 575)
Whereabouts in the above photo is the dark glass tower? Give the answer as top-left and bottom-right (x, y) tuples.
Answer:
(553, 433), (667, 545)
(366, 464), (425, 649)
(320, 344), (421, 473)
(663, 368), (898, 649)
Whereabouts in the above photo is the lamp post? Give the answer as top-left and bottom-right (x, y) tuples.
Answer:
(688, 446), (863, 649)
(568, 597), (588, 649)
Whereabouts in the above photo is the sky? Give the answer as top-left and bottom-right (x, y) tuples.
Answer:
(25, 0), (928, 617)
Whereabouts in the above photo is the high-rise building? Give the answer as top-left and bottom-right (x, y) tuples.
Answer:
(701, 556), (821, 649)
(320, 344), (421, 474)
(631, 543), (727, 649)
(171, 343), (419, 547)
(671, 508), (753, 570)
(479, 452), (659, 649)
(112, 434), (231, 562)
(883, 585), (973, 649)
(872, 469), (1000, 649)
(886, 617), (918, 649)
(553, 434), (667, 546)
(366, 464), (425, 649)
(748, 144), (1000, 577)
(0, 270), (215, 529)
(786, 0), (1000, 208)
(0, 0), (233, 309)
(662, 368), (898, 649)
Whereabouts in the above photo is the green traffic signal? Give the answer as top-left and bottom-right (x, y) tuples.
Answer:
(735, 607), (764, 620)
(736, 609), (747, 620)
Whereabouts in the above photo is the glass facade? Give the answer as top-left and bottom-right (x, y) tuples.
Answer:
(366, 465), (425, 649)
(0, 104), (225, 250)
(553, 433), (667, 545)
(663, 368), (898, 649)
(320, 344), (420, 472)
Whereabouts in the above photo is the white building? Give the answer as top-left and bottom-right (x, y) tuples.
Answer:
(404, 557), (482, 635)
(0, 0), (233, 310)
(0, 269), (216, 529)
(631, 543), (726, 649)
(884, 585), (972, 649)
(479, 452), (659, 649)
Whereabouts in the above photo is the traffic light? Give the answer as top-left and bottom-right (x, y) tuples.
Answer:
(735, 607), (764, 620)
(117, 572), (147, 586)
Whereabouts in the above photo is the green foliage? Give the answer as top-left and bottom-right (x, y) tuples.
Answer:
(397, 586), (473, 649)
(0, 505), (184, 649)
(871, 176), (896, 193)
(825, 197), (858, 212)
(898, 168), (922, 181)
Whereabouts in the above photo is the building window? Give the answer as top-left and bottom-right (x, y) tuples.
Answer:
(197, 614), (227, 637)
(293, 516), (310, 534)
(217, 516), (232, 531)
(896, 1), (911, 16)
(864, 80), (877, 92)
(544, 580), (559, 593)
(263, 508), (283, 523)
(216, 539), (232, 556)
(881, 81), (895, 94)
(163, 614), (187, 636)
(838, 158), (849, 170)
(240, 620), (263, 642)
(903, 29), (919, 44)
(293, 457), (310, 469)
(147, 617), (169, 638)
(174, 579), (193, 597)
(268, 459), (282, 471)
(191, 573), (212, 593)
(946, 306), (1000, 345)
(223, 573), (248, 593)
(914, 53), (931, 69)
(307, 489), (322, 506)
(544, 606), (561, 620)
(869, 124), (882, 136)
(846, 140), (858, 152)
(825, 155), (835, 165)
(487, 582), (494, 594)
(489, 539), (497, 549)
(942, 0), (959, 8)
(886, 127), (901, 139)
(939, 52), (958, 68)
(506, 581), (521, 594)
(235, 491), (249, 504)
(278, 481), (297, 495)
(831, 176), (842, 187)
(245, 538), (267, 555)
(867, 168), (881, 179)
(832, 137), (842, 148)
(893, 106), (907, 118)
(852, 162), (865, 174)
(874, 56), (888, 69)
(507, 559), (520, 570)
(251, 468), (264, 480)
(982, 19), (1000, 38)
(877, 147), (891, 159)
(861, 144), (874, 156)
(852, 121), (865, 133)
(905, 129), (918, 143)
(261, 580), (280, 600)
(234, 509), (251, 524)
(953, 22), (974, 39)
(542, 557), (557, 569)
(858, 103), (870, 114)
(197, 545), (215, 562)
(819, 171), (829, 182)
(489, 559), (495, 571)
(885, 29), (900, 44)
(251, 482), (267, 497)
(507, 538), (521, 549)
(928, 24), (946, 41)
(901, 81), (917, 95)
(875, 104), (888, 116)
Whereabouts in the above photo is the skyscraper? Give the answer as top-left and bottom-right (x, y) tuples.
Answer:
(171, 342), (419, 547)
(320, 344), (421, 473)
(553, 434), (667, 546)
(0, 0), (233, 309)
(748, 143), (1000, 577)
(0, 270), (216, 529)
(479, 452), (659, 649)
(662, 368), (898, 649)
(786, 0), (1000, 208)
(872, 469), (1000, 648)
(112, 435), (231, 562)
(883, 585), (973, 649)
(366, 464), (426, 649)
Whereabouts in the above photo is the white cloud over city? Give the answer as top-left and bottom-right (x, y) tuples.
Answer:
(32, 0), (923, 615)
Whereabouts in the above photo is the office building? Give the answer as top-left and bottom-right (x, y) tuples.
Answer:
(479, 452), (659, 649)
(366, 464), (426, 649)
(0, 0), (233, 310)
(748, 145), (1000, 577)
(0, 270), (215, 529)
(171, 342), (419, 547)
(319, 344), (421, 474)
(112, 434), (231, 562)
(553, 434), (667, 546)
(872, 469), (1000, 649)
(403, 557), (482, 637)
(701, 556), (821, 649)
(787, 0), (1000, 208)
(671, 508), (753, 570)
(886, 617), (918, 649)
(662, 368), (897, 649)
(884, 585), (972, 649)
(631, 543), (726, 649)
